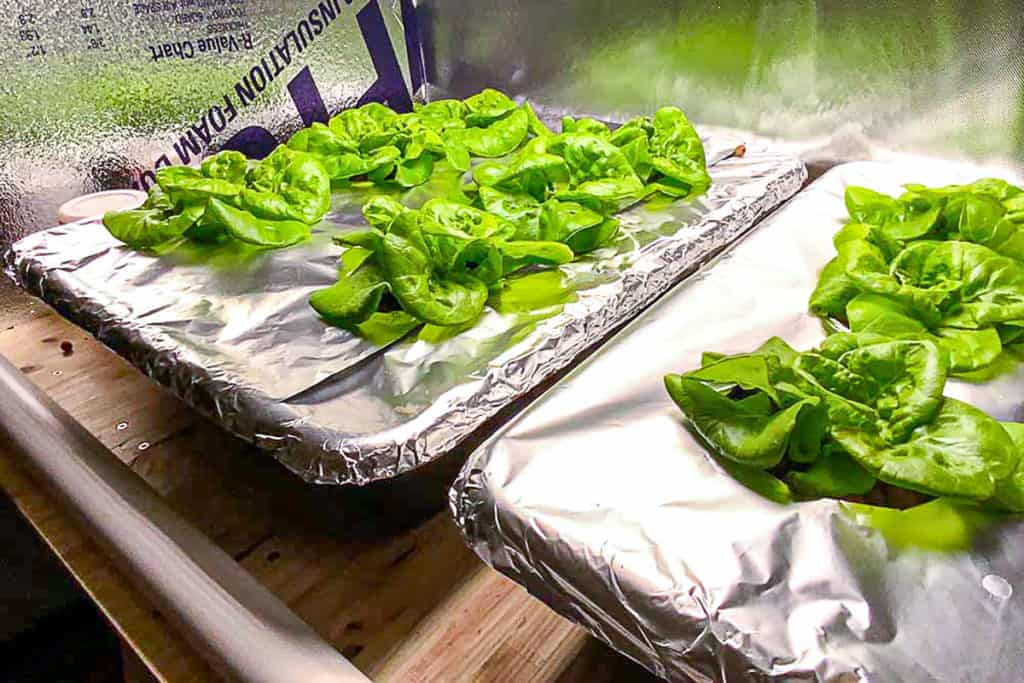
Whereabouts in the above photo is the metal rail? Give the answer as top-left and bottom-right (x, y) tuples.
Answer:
(0, 353), (370, 683)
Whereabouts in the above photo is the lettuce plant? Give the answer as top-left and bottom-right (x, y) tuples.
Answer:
(103, 89), (713, 344)
(811, 179), (1024, 375)
(308, 92), (711, 341)
(666, 334), (1024, 509)
(103, 149), (330, 250)
(309, 197), (573, 340)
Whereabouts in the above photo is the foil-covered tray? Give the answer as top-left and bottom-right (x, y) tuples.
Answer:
(3, 135), (804, 485)
(451, 160), (1024, 682)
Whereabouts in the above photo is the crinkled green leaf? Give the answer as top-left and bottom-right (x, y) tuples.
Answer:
(478, 187), (542, 241)
(994, 422), (1024, 511)
(617, 134), (652, 182)
(463, 89), (517, 127)
(453, 107), (529, 157)
(845, 398), (1017, 501)
(205, 198), (310, 248)
(421, 199), (517, 240)
(683, 354), (782, 404)
(809, 238), (890, 318)
(841, 339), (947, 442)
(893, 240), (1024, 327)
(309, 258), (390, 325)
(412, 99), (467, 132)
(646, 106), (710, 197)
(200, 151), (248, 185)
(609, 117), (653, 145)
(846, 292), (1003, 373)
(444, 139), (472, 172)
(156, 166), (241, 204)
(328, 103), (397, 146)
(559, 133), (640, 186)
(795, 352), (881, 407)
(395, 153), (437, 188)
(362, 196), (406, 231)
(539, 199), (608, 250)
(472, 144), (570, 202)
(103, 201), (203, 250)
(561, 117), (610, 136)
(378, 212), (488, 326)
(787, 447), (876, 498)
(665, 374), (821, 469)
(287, 122), (359, 159)
(845, 186), (900, 225)
(554, 177), (645, 215)
(242, 147), (330, 224)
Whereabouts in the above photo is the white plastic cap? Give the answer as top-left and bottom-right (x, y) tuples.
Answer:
(58, 189), (148, 224)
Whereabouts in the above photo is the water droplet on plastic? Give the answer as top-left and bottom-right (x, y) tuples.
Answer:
(983, 574), (1012, 600)
(137, 442), (150, 451)
(116, 422), (128, 431)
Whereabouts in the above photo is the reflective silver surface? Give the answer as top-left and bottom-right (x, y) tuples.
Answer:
(0, 0), (415, 240)
(422, 0), (1024, 173)
(3, 137), (805, 484)
(452, 160), (1024, 682)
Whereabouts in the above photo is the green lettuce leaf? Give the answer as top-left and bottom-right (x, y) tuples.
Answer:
(842, 398), (1017, 501)
(205, 198), (310, 248)
(787, 447), (876, 498)
(451, 107), (529, 157)
(378, 212), (489, 326)
(664, 374), (821, 469)
(309, 258), (391, 325)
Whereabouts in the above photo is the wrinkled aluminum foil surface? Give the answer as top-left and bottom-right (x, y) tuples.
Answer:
(3, 136), (805, 485)
(451, 160), (1024, 682)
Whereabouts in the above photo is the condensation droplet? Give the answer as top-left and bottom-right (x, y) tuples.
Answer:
(137, 442), (150, 451)
(51, 370), (62, 376)
(116, 422), (128, 431)
(983, 574), (1012, 600)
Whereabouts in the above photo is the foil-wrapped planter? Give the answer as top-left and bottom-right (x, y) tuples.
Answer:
(451, 161), (1024, 682)
(3, 135), (804, 485)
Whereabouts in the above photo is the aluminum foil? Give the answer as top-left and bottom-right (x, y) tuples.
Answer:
(451, 160), (1024, 682)
(2, 136), (805, 485)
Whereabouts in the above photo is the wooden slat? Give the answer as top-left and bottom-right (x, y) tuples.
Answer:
(372, 566), (588, 682)
(0, 306), (194, 464)
(0, 285), (659, 682)
(240, 512), (481, 669)
(129, 426), (276, 559)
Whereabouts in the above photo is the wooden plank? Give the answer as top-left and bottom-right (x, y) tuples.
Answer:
(0, 305), (194, 465)
(129, 425), (276, 559)
(0, 279), (47, 331)
(371, 565), (589, 682)
(555, 636), (661, 683)
(0, 290), (661, 682)
(240, 512), (480, 668)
